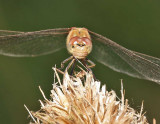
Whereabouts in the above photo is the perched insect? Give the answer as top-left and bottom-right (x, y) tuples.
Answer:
(0, 27), (160, 83)
(61, 28), (95, 74)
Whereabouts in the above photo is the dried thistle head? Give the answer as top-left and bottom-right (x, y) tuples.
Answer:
(25, 69), (149, 124)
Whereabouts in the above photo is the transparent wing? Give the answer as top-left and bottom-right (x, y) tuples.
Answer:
(0, 30), (24, 36)
(133, 51), (160, 66)
(0, 28), (70, 57)
(89, 30), (160, 84)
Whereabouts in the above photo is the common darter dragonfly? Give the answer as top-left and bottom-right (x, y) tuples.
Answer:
(0, 27), (160, 84)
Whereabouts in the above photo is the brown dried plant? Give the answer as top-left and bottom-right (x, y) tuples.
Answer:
(25, 68), (149, 124)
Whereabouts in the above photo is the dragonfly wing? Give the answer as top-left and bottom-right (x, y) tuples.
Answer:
(0, 28), (70, 57)
(133, 51), (160, 66)
(89, 31), (160, 84)
(0, 30), (24, 36)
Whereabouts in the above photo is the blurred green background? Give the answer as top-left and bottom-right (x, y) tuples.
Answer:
(0, 0), (160, 123)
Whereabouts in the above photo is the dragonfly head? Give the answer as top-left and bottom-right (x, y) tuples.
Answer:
(66, 27), (92, 59)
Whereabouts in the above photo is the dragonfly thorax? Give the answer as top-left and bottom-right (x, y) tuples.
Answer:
(66, 28), (92, 59)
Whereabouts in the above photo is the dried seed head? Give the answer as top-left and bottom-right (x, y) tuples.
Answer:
(26, 70), (149, 124)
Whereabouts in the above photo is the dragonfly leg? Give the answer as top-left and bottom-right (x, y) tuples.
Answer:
(75, 65), (86, 78)
(61, 56), (73, 69)
(70, 59), (76, 75)
(65, 58), (76, 72)
(55, 68), (74, 78)
(86, 58), (96, 68)
(83, 58), (97, 80)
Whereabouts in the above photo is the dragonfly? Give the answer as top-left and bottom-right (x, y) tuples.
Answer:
(0, 27), (160, 84)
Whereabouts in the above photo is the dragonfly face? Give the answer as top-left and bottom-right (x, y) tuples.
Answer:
(66, 27), (92, 59)
(0, 27), (160, 83)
